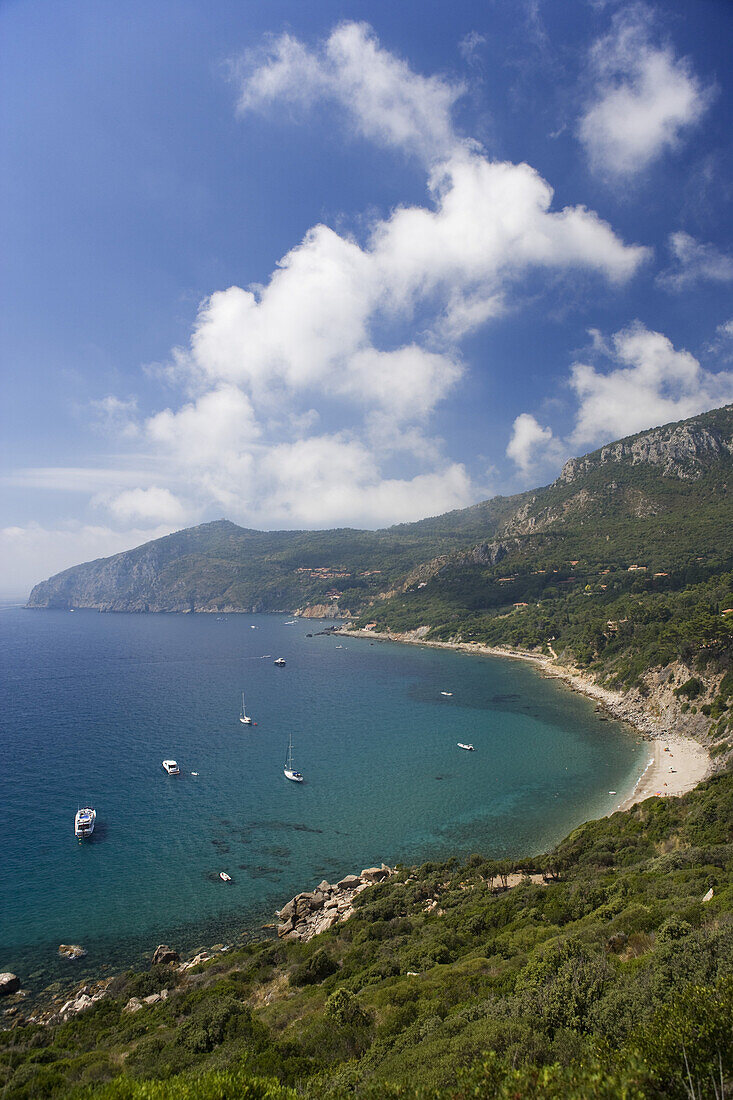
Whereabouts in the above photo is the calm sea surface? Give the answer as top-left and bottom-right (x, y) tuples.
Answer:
(0, 608), (646, 988)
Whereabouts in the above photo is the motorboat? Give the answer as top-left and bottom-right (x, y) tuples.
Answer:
(162, 759), (180, 775)
(284, 733), (303, 782)
(274, 657), (286, 666)
(457, 743), (474, 751)
(239, 692), (253, 725)
(74, 807), (96, 838)
(219, 872), (232, 882)
(441, 691), (453, 696)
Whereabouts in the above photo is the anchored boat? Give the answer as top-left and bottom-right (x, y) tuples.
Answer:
(74, 807), (96, 838)
(284, 733), (303, 782)
(239, 691), (253, 725)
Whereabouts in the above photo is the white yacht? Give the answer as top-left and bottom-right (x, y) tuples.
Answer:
(239, 692), (253, 725)
(457, 742), (474, 751)
(74, 807), (96, 838)
(284, 734), (303, 782)
(274, 657), (286, 666)
(162, 759), (180, 775)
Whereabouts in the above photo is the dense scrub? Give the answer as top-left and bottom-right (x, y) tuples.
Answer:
(2, 773), (731, 1098)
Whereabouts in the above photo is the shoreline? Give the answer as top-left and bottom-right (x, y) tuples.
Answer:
(338, 627), (711, 812)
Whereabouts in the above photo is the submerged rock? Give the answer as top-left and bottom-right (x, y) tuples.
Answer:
(58, 944), (87, 960)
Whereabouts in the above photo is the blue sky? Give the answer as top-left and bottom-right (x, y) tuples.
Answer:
(2, 0), (732, 593)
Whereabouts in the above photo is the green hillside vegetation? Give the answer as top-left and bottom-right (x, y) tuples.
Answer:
(2, 773), (732, 1099)
(27, 495), (528, 614)
(354, 456), (733, 702)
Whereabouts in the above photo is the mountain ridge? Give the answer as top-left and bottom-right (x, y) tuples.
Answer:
(27, 404), (733, 617)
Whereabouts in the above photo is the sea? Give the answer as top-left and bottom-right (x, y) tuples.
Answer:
(0, 607), (647, 991)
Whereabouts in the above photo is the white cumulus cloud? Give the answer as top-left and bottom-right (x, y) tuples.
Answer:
(506, 414), (556, 475)
(236, 22), (465, 165)
(578, 7), (713, 177)
(100, 487), (190, 526)
(568, 323), (733, 446)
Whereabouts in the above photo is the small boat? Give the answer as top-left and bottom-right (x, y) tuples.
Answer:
(191, 771), (199, 776)
(284, 620), (296, 625)
(239, 692), (253, 725)
(74, 807), (96, 838)
(441, 691), (453, 696)
(274, 657), (286, 666)
(219, 872), (231, 882)
(457, 743), (474, 751)
(162, 759), (180, 775)
(608, 790), (617, 795)
(284, 733), (303, 782)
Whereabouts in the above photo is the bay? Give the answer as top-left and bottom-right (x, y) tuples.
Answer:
(0, 608), (645, 989)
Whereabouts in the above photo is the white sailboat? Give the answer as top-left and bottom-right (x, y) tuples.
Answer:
(239, 692), (253, 725)
(284, 734), (303, 783)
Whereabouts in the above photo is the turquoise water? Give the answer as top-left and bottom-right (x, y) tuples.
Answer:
(0, 608), (645, 988)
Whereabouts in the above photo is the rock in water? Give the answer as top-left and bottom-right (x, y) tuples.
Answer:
(0, 973), (20, 996)
(58, 944), (87, 960)
(152, 944), (180, 966)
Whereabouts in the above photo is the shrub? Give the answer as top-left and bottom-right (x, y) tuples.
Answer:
(289, 949), (338, 987)
(674, 677), (704, 700)
(324, 989), (370, 1029)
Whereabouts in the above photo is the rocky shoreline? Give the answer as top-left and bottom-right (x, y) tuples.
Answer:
(276, 864), (394, 942)
(1, 866), (397, 1028)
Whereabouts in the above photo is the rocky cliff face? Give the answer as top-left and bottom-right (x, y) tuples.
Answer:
(558, 412), (733, 485)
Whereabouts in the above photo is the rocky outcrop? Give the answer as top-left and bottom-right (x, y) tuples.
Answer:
(297, 604), (350, 619)
(276, 865), (394, 942)
(558, 413), (733, 485)
(124, 989), (169, 1014)
(23, 977), (114, 1025)
(151, 944), (179, 966)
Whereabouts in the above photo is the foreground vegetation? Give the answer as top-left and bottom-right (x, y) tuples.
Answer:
(2, 773), (732, 1098)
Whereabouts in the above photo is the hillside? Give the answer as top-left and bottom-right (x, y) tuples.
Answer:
(26, 498), (529, 615)
(28, 407), (733, 621)
(351, 407), (733, 732)
(1, 773), (731, 1098)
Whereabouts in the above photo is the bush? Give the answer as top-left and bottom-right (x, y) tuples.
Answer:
(324, 989), (371, 1029)
(674, 677), (704, 700)
(289, 949), (338, 987)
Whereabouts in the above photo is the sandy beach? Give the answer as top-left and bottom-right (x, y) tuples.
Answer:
(615, 733), (710, 811)
(339, 628), (711, 812)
